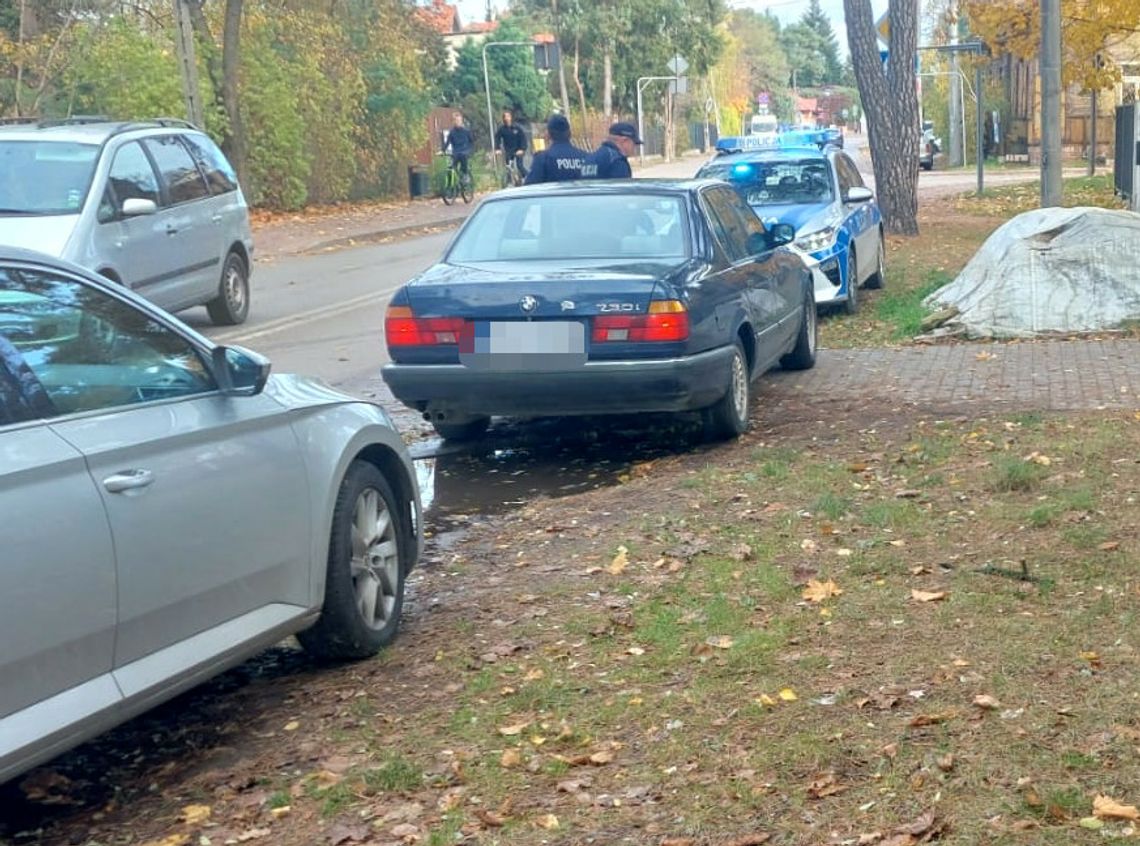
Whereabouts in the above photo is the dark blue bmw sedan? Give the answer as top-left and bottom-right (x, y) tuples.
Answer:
(381, 180), (817, 441)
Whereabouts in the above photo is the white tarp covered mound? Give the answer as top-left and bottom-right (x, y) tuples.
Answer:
(923, 206), (1140, 338)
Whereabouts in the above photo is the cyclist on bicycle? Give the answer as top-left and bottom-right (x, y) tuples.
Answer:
(495, 110), (528, 181)
(443, 112), (474, 178)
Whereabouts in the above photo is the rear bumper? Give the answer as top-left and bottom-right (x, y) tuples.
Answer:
(382, 346), (734, 418)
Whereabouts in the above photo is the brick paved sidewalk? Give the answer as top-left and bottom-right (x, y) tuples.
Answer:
(766, 339), (1140, 413)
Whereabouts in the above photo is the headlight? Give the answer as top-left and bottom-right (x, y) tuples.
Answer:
(795, 226), (838, 252)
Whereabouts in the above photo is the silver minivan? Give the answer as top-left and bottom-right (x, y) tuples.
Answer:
(0, 118), (254, 324)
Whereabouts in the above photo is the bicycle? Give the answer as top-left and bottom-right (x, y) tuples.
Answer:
(441, 155), (474, 205)
(501, 152), (525, 188)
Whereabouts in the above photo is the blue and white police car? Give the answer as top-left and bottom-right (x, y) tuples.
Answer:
(697, 145), (885, 312)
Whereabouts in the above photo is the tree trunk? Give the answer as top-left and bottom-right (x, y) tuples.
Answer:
(14, 0), (27, 116)
(551, 0), (571, 117)
(221, 0), (248, 191)
(844, 0), (921, 235)
(603, 47), (613, 120)
(572, 37), (590, 147)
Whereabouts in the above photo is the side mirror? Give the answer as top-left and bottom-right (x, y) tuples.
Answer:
(845, 186), (874, 204)
(121, 198), (158, 217)
(212, 345), (271, 396)
(768, 222), (796, 247)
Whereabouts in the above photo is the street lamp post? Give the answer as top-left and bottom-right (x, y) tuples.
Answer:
(482, 40), (539, 177)
(636, 76), (678, 165)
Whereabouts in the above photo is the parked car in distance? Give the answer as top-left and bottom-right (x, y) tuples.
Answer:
(0, 249), (422, 784)
(697, 146), (885, 313)
(381, 180), (817, 442)
(0, 118), (254, 325)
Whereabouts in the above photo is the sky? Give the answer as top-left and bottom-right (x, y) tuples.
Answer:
(451, 0), (890, 61)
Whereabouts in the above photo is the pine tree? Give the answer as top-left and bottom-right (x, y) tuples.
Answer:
(801, 0), (842, 84)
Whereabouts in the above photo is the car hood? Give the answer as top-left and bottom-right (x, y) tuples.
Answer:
(264, 373), (375, 410)
(750, 202), (832, 234)
(0, 215), (79, 256)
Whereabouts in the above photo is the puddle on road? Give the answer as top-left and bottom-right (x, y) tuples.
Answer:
(411, 413), (708, 551)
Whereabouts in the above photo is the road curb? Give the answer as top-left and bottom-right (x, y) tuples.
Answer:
(300, 213), (472, 256)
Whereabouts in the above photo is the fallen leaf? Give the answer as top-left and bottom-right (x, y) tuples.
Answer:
(973, 694), (1001, 710)
(524, 667), (545, 681)
(725, 836), (771, 846)
(283, 720), (300, 732)
(801, 538), (818, 552)
(179, 805), (211, 826)
(1099, 541), (1120, 551)
(756, 694), (777, 707)
(1080, 817), (1105, 830)
(500, 749), (522, 768)
(235, 830), (270, 843)
(534, 813), (560, 830)
(627, 646), (646, 656)
(778, 688), (798, 702)
(498, 720), (531, 736)
(660, 839), (697, 846)
(607, 546), (629, 575)
(589, 750), (615, 765)
(806, 772), (847, 799)
(327, 822), (370, 845)
(911, 589), (948, 603)
(1093, 795), (1140, 821)
(270, 806), (290, 819)
(475, 809), (507, 827)
(391, 823), (421, 839)
(802, 579), (843, 603)
(706, 635), (735, 649)
(910, 712), (953, 727)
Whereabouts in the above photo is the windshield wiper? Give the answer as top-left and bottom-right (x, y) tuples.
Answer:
(0, 208), (38, 215)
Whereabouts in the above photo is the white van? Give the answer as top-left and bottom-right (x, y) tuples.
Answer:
(749, 113), (779, 145)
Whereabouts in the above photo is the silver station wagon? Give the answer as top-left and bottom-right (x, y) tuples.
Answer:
(0, 250), (422, 784)
(0, 118), (254, 324)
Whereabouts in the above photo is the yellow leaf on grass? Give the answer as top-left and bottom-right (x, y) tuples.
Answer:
(1093, 795), (1140, 821)
(180, 805), (211, 826)
(500, 749), (522, 768)
(589, 750), (615, 765)
(802, 579), (843, 603)
(911, 589), (948, 603)
(756, 694), (777, 707)
(607, 546), (629, 575)
(706, 636), (735, 649)
(534, 813), (560, 830)
(498, 720), (531, 736)
(973, 694), (1001, 710)
(779, 688), (798, 702)
(283, 721), (300, 732)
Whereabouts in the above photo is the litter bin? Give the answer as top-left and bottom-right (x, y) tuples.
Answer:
(408, 164), (430, 198)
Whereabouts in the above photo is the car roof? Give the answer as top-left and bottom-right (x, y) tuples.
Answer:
(489, 178), (722, 198)
(0, 118), (201, 145)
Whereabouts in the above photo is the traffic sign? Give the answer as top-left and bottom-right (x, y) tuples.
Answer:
(667, 55), (688, 75)
(875, 10), (889, 46)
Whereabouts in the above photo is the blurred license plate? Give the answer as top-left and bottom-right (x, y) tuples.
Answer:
(460, 321), (586, 371)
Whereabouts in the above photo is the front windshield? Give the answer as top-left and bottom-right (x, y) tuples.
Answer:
(0, 141), (100, 215)
(448, 193), (688, 262)
(699, 158), (833, 207)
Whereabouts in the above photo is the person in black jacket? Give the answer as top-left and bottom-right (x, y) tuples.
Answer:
(590, 122), (642, 179)
(525, 114), (593, 184)
(494, 110), (529, 181)
(443, 112), (475, 177)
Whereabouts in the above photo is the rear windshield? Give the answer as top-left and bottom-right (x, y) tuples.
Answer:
(0, 141), (100, 215)
(448, 193), (689, 263)
(698, 158), (832, 207)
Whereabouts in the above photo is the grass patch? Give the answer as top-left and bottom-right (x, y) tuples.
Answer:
(813, 492), (852, 521)
(990, 454), (1047, 492)
(874, 269), (952, 341)
(363, 755), (423, 793)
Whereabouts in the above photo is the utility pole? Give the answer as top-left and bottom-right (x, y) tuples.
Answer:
(1040, 0), (1063, 206)
(1088, 53), (1103, 176)
(171, 0), (204, 127)
(975, 61), (984, 193)
(948, 0), (963, 167)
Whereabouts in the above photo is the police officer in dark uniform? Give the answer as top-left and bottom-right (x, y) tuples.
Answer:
(525, 114), (592, 184)
(590, 122), (642, 179)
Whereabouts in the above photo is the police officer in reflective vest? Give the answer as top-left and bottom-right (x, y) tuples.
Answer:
(525, 114), (592, 184)
(590, 122), (642, 179)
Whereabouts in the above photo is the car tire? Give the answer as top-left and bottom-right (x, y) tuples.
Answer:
(781, 288), (818, 371)
(842, 248), (859, 315)
(702, 340), (750, 440)
(433, 416), (490, 441)
(206, 252), (250, 326)
(297, 461), (406, 661)
(865, 232), (886, 290)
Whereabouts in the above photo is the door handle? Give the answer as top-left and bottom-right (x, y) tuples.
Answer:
(103, 469), (155, 493)
(165, 225), (178, 236)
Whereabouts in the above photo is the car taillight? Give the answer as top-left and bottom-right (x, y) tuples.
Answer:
(385, 305), (466, 346)
(592, 300), (689, 343)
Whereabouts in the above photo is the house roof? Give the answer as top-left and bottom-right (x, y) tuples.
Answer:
(416, 0), (461, 35)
